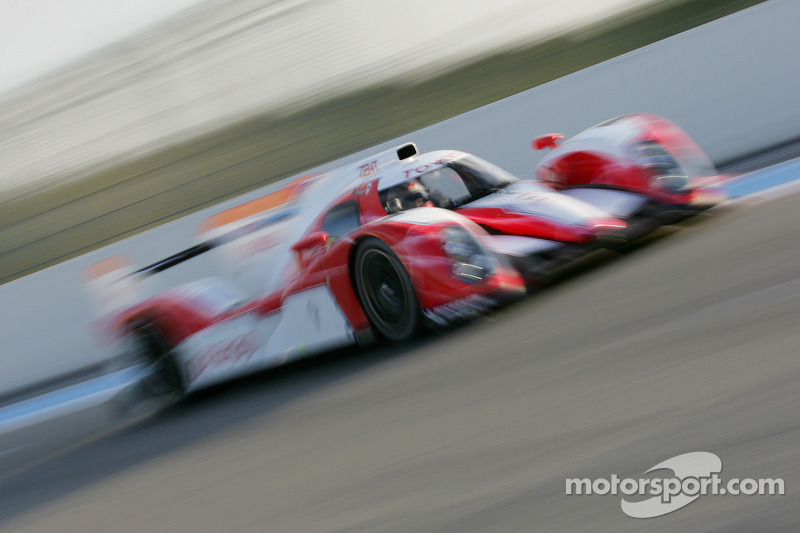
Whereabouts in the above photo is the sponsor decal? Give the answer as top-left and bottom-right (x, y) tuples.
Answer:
(306, 300), (321, 330)
(200, 173), (317, 233)
(218, 207), (297, 243)
(359, 160), (379, 178)
(566, 452), (785, 519)
(422, 294), (493, 326)
(168, 281), (244, 316)
(356, 181), (373, 196)
(186, 331), (260, 383)
(401, 152), (464, 180)
(238, 233), (281, 258)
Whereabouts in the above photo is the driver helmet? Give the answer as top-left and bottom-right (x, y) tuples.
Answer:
(401, 181), (430, 210)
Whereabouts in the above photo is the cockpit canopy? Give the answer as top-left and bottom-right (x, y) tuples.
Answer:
(380, 155), (531, 214)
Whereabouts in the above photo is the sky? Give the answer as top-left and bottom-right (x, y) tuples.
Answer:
(0, 0), (205, 92)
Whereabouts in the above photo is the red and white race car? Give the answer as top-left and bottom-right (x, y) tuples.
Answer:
(532, 113), (729, 223)
(345, 144), (631, 279)
(85, 144), (525, 401)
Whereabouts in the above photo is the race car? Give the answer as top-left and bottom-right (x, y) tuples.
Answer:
(531, 113), (729, 223)
(84, 144), (525, 402)
(338, 144), (631, 281)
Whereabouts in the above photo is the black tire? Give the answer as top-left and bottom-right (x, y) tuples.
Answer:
(125, 322), (184, 401)
(353, 238), (421, 342)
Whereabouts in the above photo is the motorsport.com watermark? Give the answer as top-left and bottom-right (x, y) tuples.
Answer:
(566, 452), (784, 518)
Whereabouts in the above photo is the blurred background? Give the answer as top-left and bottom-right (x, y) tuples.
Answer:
(4, 2), (800, 531)
(0, 0), (763, 285)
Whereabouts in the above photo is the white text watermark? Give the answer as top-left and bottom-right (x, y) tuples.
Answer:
(566, 452), (784, 518)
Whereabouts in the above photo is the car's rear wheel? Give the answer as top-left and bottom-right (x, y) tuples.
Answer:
(354, 238), (420, 342)
(124, 322), (183, 402)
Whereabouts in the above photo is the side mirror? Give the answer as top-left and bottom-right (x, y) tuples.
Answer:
(532, 133), (564, 151)
(292, 231), (328, 253)
(291, 231), (328, 267)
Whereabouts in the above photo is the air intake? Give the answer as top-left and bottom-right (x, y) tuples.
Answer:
(396, 143), (418, 160)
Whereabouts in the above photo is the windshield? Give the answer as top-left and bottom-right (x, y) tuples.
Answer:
(380, 155), (524, 214)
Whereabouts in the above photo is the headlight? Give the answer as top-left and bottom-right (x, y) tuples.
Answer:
(442, 226), (496, 283)
(634, 141), (690, 192)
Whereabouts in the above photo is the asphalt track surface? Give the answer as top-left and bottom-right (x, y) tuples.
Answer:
(0, 186), (797, 531)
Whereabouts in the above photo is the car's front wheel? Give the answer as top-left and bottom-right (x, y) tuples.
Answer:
(354, 238), (420, 342)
